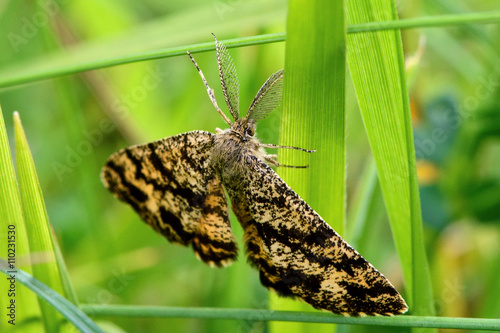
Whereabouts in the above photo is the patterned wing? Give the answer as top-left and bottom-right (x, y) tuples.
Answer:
(228, 155), (408, 316)
(101, 131), (238, 266)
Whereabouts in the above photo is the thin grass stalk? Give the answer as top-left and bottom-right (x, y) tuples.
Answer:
(79, 304), (500, 331)
(1, 12), (499, 89)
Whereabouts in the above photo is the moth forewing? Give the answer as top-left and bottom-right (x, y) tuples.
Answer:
(227, 155), (409, 316)
(213, 34), (240, 120)
(246, 69), (284, 121)
(101, 131), (240, 267)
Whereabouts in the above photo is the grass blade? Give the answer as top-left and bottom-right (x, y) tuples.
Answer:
(281, 0), (345, 234)
(79, 304), (500, 331)
(13, 111), (75, 331)
(273, 0), (345, 331)
(1, 12), (499, 89)
(345, 0), (435, 326)
(0, 105), (41, 331)
(346, 158), (380, 247)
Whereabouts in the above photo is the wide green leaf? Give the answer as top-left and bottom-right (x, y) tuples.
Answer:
(345, 0), (435, 327)
(272, 0), (346, 331)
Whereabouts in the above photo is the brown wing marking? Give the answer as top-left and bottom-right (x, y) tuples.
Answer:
(228, 155), (408, 316)
(192, 175), (238, 267)
(231, 193), (297, 299)
(101, 130), (238, 266)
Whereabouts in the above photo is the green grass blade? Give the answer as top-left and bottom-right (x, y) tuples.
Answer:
(477, 249), (500, 322)
(79, 304), (500, 331)
(281, 0), (345, 235)
(346, 158), (379, 246)
(272, 0), (345, 331)
(0, 33), (285, 89)
(1, 12), (499, 89)
(0, 106), (41, 331)
(13, 112), (75, 331)
(345, 0), (435, 325)
(51, 231), (80, 306)
(348, 10), (500, 33)
(395, 12), (436, 332)
(0, 261), (104, 333)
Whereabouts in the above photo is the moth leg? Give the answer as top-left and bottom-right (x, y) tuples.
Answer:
(192, 175), (238, 267)
(264, 154), (278, 166)
(263, 154), (309, 169)
(266, 153), (278, 160)
(259, 143), (315, 168)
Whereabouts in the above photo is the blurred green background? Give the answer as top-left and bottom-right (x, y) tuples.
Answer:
(0, 0), (499, 332)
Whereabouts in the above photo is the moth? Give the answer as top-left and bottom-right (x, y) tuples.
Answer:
(101, 34), (408, 316)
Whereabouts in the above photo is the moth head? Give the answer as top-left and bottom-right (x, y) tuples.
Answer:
(230, 118), (256, 140)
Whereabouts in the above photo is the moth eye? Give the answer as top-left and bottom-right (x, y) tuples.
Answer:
(246, 124), (256, 136)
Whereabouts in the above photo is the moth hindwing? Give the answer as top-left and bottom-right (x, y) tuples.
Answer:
(101, 35), (408, 316)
